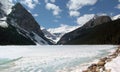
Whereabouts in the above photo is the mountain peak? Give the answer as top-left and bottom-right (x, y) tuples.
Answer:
(6, 3), (53, 45)
(83, 15), (112, 29)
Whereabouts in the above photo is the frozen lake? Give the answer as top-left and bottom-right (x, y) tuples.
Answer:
(0, 45), (117, 72)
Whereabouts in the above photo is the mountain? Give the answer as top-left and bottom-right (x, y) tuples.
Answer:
(47, 24), (79, 43)
(0, 24), (36, 45)
(42, 29), (56, 44)
(7, 3), (53, 45)
(57, 16), (120, 45)
(0, 2), (52, 45)
(0, 1), (35, 45)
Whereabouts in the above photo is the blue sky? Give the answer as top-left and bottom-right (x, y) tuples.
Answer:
(11, 0), (120, 31)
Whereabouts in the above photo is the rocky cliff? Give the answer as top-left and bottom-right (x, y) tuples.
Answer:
(82, 16), (111, 29)
(7, 3), (53, 45)
(0, 1), (53, 45)
(0, 2), (35, 45)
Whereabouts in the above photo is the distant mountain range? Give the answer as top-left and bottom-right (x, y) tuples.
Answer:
(0, 1), (120, 45)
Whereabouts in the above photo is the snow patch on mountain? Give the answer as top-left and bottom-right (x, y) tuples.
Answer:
(0, 0), (13, 27)
(47, 24), (79, 42)
(0, 21), (8, 28)
(10, 18), (49, 45)
(0, 0), (13, 15)
(112, 14), (120, 20)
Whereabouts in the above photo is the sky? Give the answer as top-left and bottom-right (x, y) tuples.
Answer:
(9, 0), (120, 33)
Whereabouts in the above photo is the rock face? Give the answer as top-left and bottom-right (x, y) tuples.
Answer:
(82, 16), (112, 29)
(8, 3), (44, 37)
(57, 16), (120, 45)
(0, 24), (36, 45)
(0, 2), (35, 45)
(42, 29), (56, 44)
(7, 3), (53, 45)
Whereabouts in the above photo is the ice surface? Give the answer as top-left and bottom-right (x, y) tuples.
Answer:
(0, 45), (117, 72)
(105, 55), (120, 72)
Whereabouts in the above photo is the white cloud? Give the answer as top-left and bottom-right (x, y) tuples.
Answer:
(45, 0), (56, 3)
(33, 13), (39, 17)
(20, 0), (40, 9)
(50, 0), (55, 3)
(48, 24), (79, 34)
(115, 0), (120, 9)
(97, 13), (107, 16)
(67, 0), (97, 17)
(89, 7), (95, 11)
(53, 19), (59, 22)
(77, 14), (95, 26)
(69, 10), (80, 17)
(46, 3), (61, 16)
(8, 0), (13, 3)
(115, 4), (120, 9)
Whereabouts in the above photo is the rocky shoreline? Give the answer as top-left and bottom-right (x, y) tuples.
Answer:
(83, 46), (120, 72)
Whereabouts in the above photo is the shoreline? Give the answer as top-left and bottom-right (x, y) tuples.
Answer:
(82, 46), (120, 72)
(56, 45), (116, 72)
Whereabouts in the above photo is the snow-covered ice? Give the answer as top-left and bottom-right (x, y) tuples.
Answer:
(0, 45), (117, 72)
(105, 55), (120, 72)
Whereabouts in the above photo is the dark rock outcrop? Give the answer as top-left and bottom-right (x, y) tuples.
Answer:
(57, 16), (120, 45)
(0, 24), (36, 45)
(0, 2), (35, 45)
(8, 3), (44, 37)
(82, 16), (111, 29)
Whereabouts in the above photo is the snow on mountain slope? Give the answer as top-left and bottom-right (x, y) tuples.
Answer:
(6, 3), (51, 45)
(0, 0), (13, 15)
(8, 17), (48, 45)
(0, 21), (8, 28)
(42, 29), (57, 43)
(0, 0), (13, 27)
(112, 14), (120, 20)
(48, 24), (79, 42)
(32, 32), (49, 45)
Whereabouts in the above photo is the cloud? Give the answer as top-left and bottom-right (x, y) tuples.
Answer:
(53, 19), (59, 22)
(115, 4), (120, 9)
(50, 0), (55, 3)
(97, 13), (107, 16)
(69, 10), (80, 17)
(8, 0), (14, 3)
(67, 0), (97, 17)
(20, 0), (40, 9)
(46, 3), (61, 16)
(33, 13), (39, 17)
(77, 14), (95, 26)
(48, 24), (79, 34)
(115, 0), (120, 9)
(45, 0), (56, 3)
